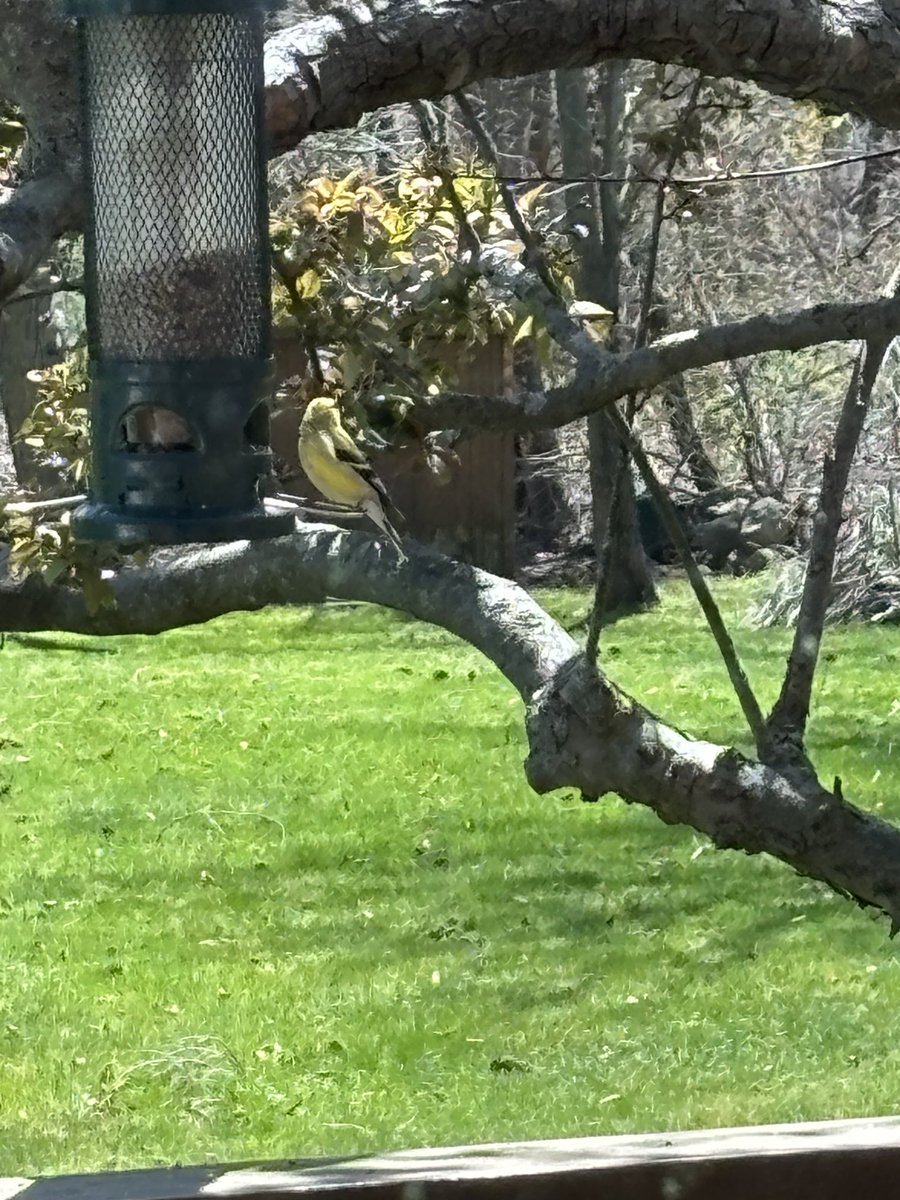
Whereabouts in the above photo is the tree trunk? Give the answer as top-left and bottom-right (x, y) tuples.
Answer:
(515, 344), (575, 546)
(587, 409), (657, 613)
(555, 64), (657, 615)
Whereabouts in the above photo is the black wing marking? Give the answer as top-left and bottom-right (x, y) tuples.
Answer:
(333, 440), (393, 510)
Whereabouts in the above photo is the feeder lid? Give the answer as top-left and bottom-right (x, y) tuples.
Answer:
(66, 0), (273, 16)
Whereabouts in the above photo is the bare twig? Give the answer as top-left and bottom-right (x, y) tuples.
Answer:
(612, 409), (766, 745)
(1, 493), (85, 515)
(635, 80), (702, 352)
(412, 100), (481, 263)
(271, 251), (326, 389)
(455, 91), (564, 303)
(850, 213), (900, 262)
(687, 279), (776, 492)
(447, 142), (900, 189)
(281, 496), (370, 522)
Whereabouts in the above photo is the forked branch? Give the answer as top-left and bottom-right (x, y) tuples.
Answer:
(454, 90), (765, 744)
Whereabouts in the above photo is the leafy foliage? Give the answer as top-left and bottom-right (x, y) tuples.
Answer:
(18, 354), (90, 486)
(270, 160), (565, 423)
(1, 354), (120, 613)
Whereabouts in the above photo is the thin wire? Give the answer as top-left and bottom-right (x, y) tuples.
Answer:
(443, 143), (900, 189)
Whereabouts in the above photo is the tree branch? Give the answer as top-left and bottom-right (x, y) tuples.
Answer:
(265, 0), (900, 145)
(5, 525), (900, 927)
(611, 409), (767, 748)
(451, 90), (776, 746)
(419, 295), (900, 432)
(765, 337), (892, 764)
(0, 171), (82, 303)
(765, 260), (900, 764)
(0, 526), (573, 699)
(526, 655), (900, 931)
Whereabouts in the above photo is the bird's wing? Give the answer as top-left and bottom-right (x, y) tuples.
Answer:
(329, 422), (369, 465)
(331, 434), (393, 511)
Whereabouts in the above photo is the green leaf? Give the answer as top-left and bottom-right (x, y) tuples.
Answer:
(298, 269), (322, 300)
(42, 559), (68, 585)
(81, 572), (115, 616)
(513, 315), (534, 345)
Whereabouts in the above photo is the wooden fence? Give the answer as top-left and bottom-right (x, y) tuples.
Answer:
(5, 1117), (900, 1199)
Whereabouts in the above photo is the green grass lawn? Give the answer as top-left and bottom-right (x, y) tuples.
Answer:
(1, 579), (899, 1175)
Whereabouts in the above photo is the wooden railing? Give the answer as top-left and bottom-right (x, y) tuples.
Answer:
(5, 1116), (900, 1200)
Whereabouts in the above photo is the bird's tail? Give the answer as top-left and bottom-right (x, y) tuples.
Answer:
(363, 499), (407, 561)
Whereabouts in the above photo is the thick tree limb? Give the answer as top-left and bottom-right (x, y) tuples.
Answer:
(0, 527), (573, 698)
(525, 656), (900, 930)
(0, 0), (79, 171)
(0, 0), (81, 299)
(0, 172), (82, 305)
(419, 295), (900, 432)
(4, 524), (900, 927)
(265, 1), (900, 147)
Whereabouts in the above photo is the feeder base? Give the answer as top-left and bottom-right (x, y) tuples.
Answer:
(71, 500), (296, 546)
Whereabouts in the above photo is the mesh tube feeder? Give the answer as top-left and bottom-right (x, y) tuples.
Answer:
(68, 0), (294, 543)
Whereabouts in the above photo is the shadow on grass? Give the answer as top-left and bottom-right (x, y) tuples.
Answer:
(3, 634), (119, 654)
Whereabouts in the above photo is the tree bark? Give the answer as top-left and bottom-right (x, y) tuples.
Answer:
(0, 0), (78, 173)
(265, 1), (900, 148)
(4, 524), (900, 928)
(0, 172), (82, 304)
(526, 654), (900, 930)
(765, 339), (889, 762)
(586, 410), (657, 615)
(514, 352), (575, 546)
(0, 266), (65, 490)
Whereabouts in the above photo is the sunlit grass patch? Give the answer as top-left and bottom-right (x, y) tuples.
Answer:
(1, 581), (899, 1175)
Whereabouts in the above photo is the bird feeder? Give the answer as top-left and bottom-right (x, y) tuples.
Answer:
(67, 0), (294, 543)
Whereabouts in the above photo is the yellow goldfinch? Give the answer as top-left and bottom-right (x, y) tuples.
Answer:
(298, 397), (405, 558)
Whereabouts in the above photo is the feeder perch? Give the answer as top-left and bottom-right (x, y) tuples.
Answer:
(68, 0), (294, 543)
